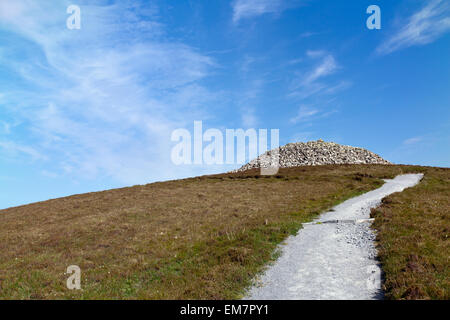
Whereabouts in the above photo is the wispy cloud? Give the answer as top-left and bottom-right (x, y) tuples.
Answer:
(403, 136), (423, 145)
(0, 121), (11, 134)
(285, 57), (303, 65)
(0, 1), (218, 184)
(0, 140), (45, 160)
(289, 52), (342, 99)
(324, 81), (352, 94)
(287, 51), (348, 126)
(305, 50), (326, 58)
(236, 78), (267, 128)
(290, 105), (319, 123)
(290, 104), (337, 125)
(241, 107), (258, 127)
(302, 54), (337, 86)
(299, 31), (319, 38)
(232, 0), (303, 23)
(377, 0), (450, 55)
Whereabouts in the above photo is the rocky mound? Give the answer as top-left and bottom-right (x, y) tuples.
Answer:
(236, 139), (391, 172)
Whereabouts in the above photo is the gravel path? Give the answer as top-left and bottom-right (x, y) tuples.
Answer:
(246, 174), (423, 300)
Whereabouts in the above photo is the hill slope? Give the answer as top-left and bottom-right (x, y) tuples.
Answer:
(0, 164), (446, 299)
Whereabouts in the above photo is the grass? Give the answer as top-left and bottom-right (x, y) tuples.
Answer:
(371, 167), (449, 299)
(0, 164), (446, 299)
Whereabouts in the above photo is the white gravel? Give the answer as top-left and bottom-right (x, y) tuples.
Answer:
(245, 174), (423, 300)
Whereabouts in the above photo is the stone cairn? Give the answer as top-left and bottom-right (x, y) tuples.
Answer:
(235, 139), (391, 172)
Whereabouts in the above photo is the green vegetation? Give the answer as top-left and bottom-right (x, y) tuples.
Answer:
(0, 164), (447, 299)
(371, 167), (449, 299)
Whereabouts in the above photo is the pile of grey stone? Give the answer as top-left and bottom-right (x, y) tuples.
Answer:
(235, 139), (391, 172)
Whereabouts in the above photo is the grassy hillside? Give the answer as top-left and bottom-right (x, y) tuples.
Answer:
(371, 167), (449, 299)
(0, 164), (444, 299)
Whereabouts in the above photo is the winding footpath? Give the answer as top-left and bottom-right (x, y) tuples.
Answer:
(246, 174), (423, 300)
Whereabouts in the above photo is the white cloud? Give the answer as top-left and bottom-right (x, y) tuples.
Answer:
(306, 50), (326, 58)
(240, 55), (257, 73)
(324, 81), (352, 94)
(0, 1), (219, 184)
(377, 0), (450, 55)
(286, 58), (303, 65)
(302, 54), (337, 86)
(299, 31), (319, 38)
(0, 121), (11, 134)
(232, 0), (281, 22)
(287, 51), (347, 125)
(234, 78), (266, 128)
(241, 107), (258, 127)
(290, 105), (319, 123)
(403, 137), (423, 145)
(289, 52), (340, 99)
(232, 0), (302, 23)
(0, 140), (45, 160)
(0, 1), (25, 21)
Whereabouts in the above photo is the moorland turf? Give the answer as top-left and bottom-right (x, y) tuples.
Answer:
(0, 164), (446, 299)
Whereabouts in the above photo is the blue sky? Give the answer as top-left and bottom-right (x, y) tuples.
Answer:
(0, 0), (449, 209)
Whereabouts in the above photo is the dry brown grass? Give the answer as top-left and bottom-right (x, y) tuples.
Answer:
(0, 164), (441, 299)
(371, 167), (449, 300)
